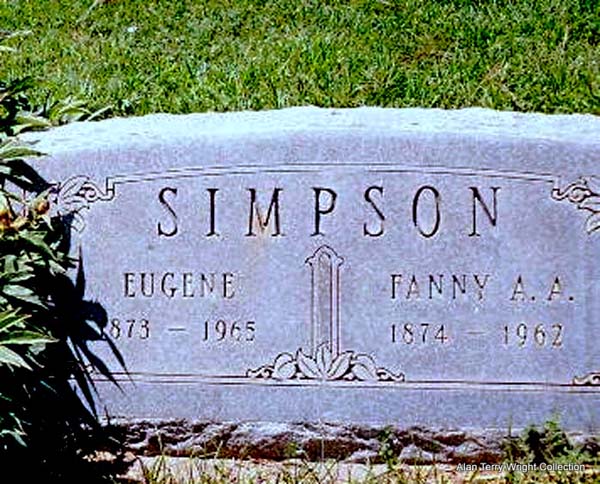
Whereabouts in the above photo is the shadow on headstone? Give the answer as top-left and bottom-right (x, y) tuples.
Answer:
(0, 204), (129, 482)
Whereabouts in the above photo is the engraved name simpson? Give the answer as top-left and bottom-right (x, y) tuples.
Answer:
(155, 185), (500, 238)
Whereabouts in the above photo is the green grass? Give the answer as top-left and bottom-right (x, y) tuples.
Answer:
(1, 0), (599, 117)
(129, 457), (600, 484)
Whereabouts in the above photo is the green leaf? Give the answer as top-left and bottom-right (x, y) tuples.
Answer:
(2, 285), (44, 307)
(0, 310), (27, 332)
(1, 271), (34, 284)
(0, 429), (26, 447)
(47, 258), (67, 275)
(0, 346), (30, 369)
(17, 232), (58, 261)
(4, 76), (34, 95)
(0, 141), (43, 161)
(0, 331), (56, 345)
(86, 105), (112, 121)
(11, 114), (52, 134)
(1, 254), (18, 271)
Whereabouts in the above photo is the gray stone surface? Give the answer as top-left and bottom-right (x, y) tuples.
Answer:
(21, 107), (600, 430)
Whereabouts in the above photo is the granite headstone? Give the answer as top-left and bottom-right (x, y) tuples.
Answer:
(23, 107), (600, 430)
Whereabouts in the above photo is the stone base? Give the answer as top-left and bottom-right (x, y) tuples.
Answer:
(105, 420), (599, 464)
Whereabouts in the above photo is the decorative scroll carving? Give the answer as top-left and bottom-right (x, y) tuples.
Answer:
(247, 343), (404, 382)
(552, 177), (600, 234)
(248, 245), (405, 383)
(50, 176), (114, 231)
(573, 372), (600, 386)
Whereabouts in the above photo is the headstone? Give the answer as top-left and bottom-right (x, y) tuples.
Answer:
(23, 107), (600, 430)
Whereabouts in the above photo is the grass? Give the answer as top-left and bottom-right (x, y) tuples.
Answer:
(135, 458), (462, 483)
(127, 456), (600, 484)
(1, 0), (599, 117)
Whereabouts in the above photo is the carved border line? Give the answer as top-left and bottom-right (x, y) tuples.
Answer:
(88, 372), (600, 392)
(52, 165), (598, 386)
(51, 164), (598, 236)
(573, 372), (600, 386)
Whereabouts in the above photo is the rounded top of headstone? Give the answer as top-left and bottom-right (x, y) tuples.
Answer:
(20, 107), (600, 155)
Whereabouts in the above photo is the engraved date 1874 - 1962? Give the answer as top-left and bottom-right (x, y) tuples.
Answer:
(389, 322), (564, 349)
